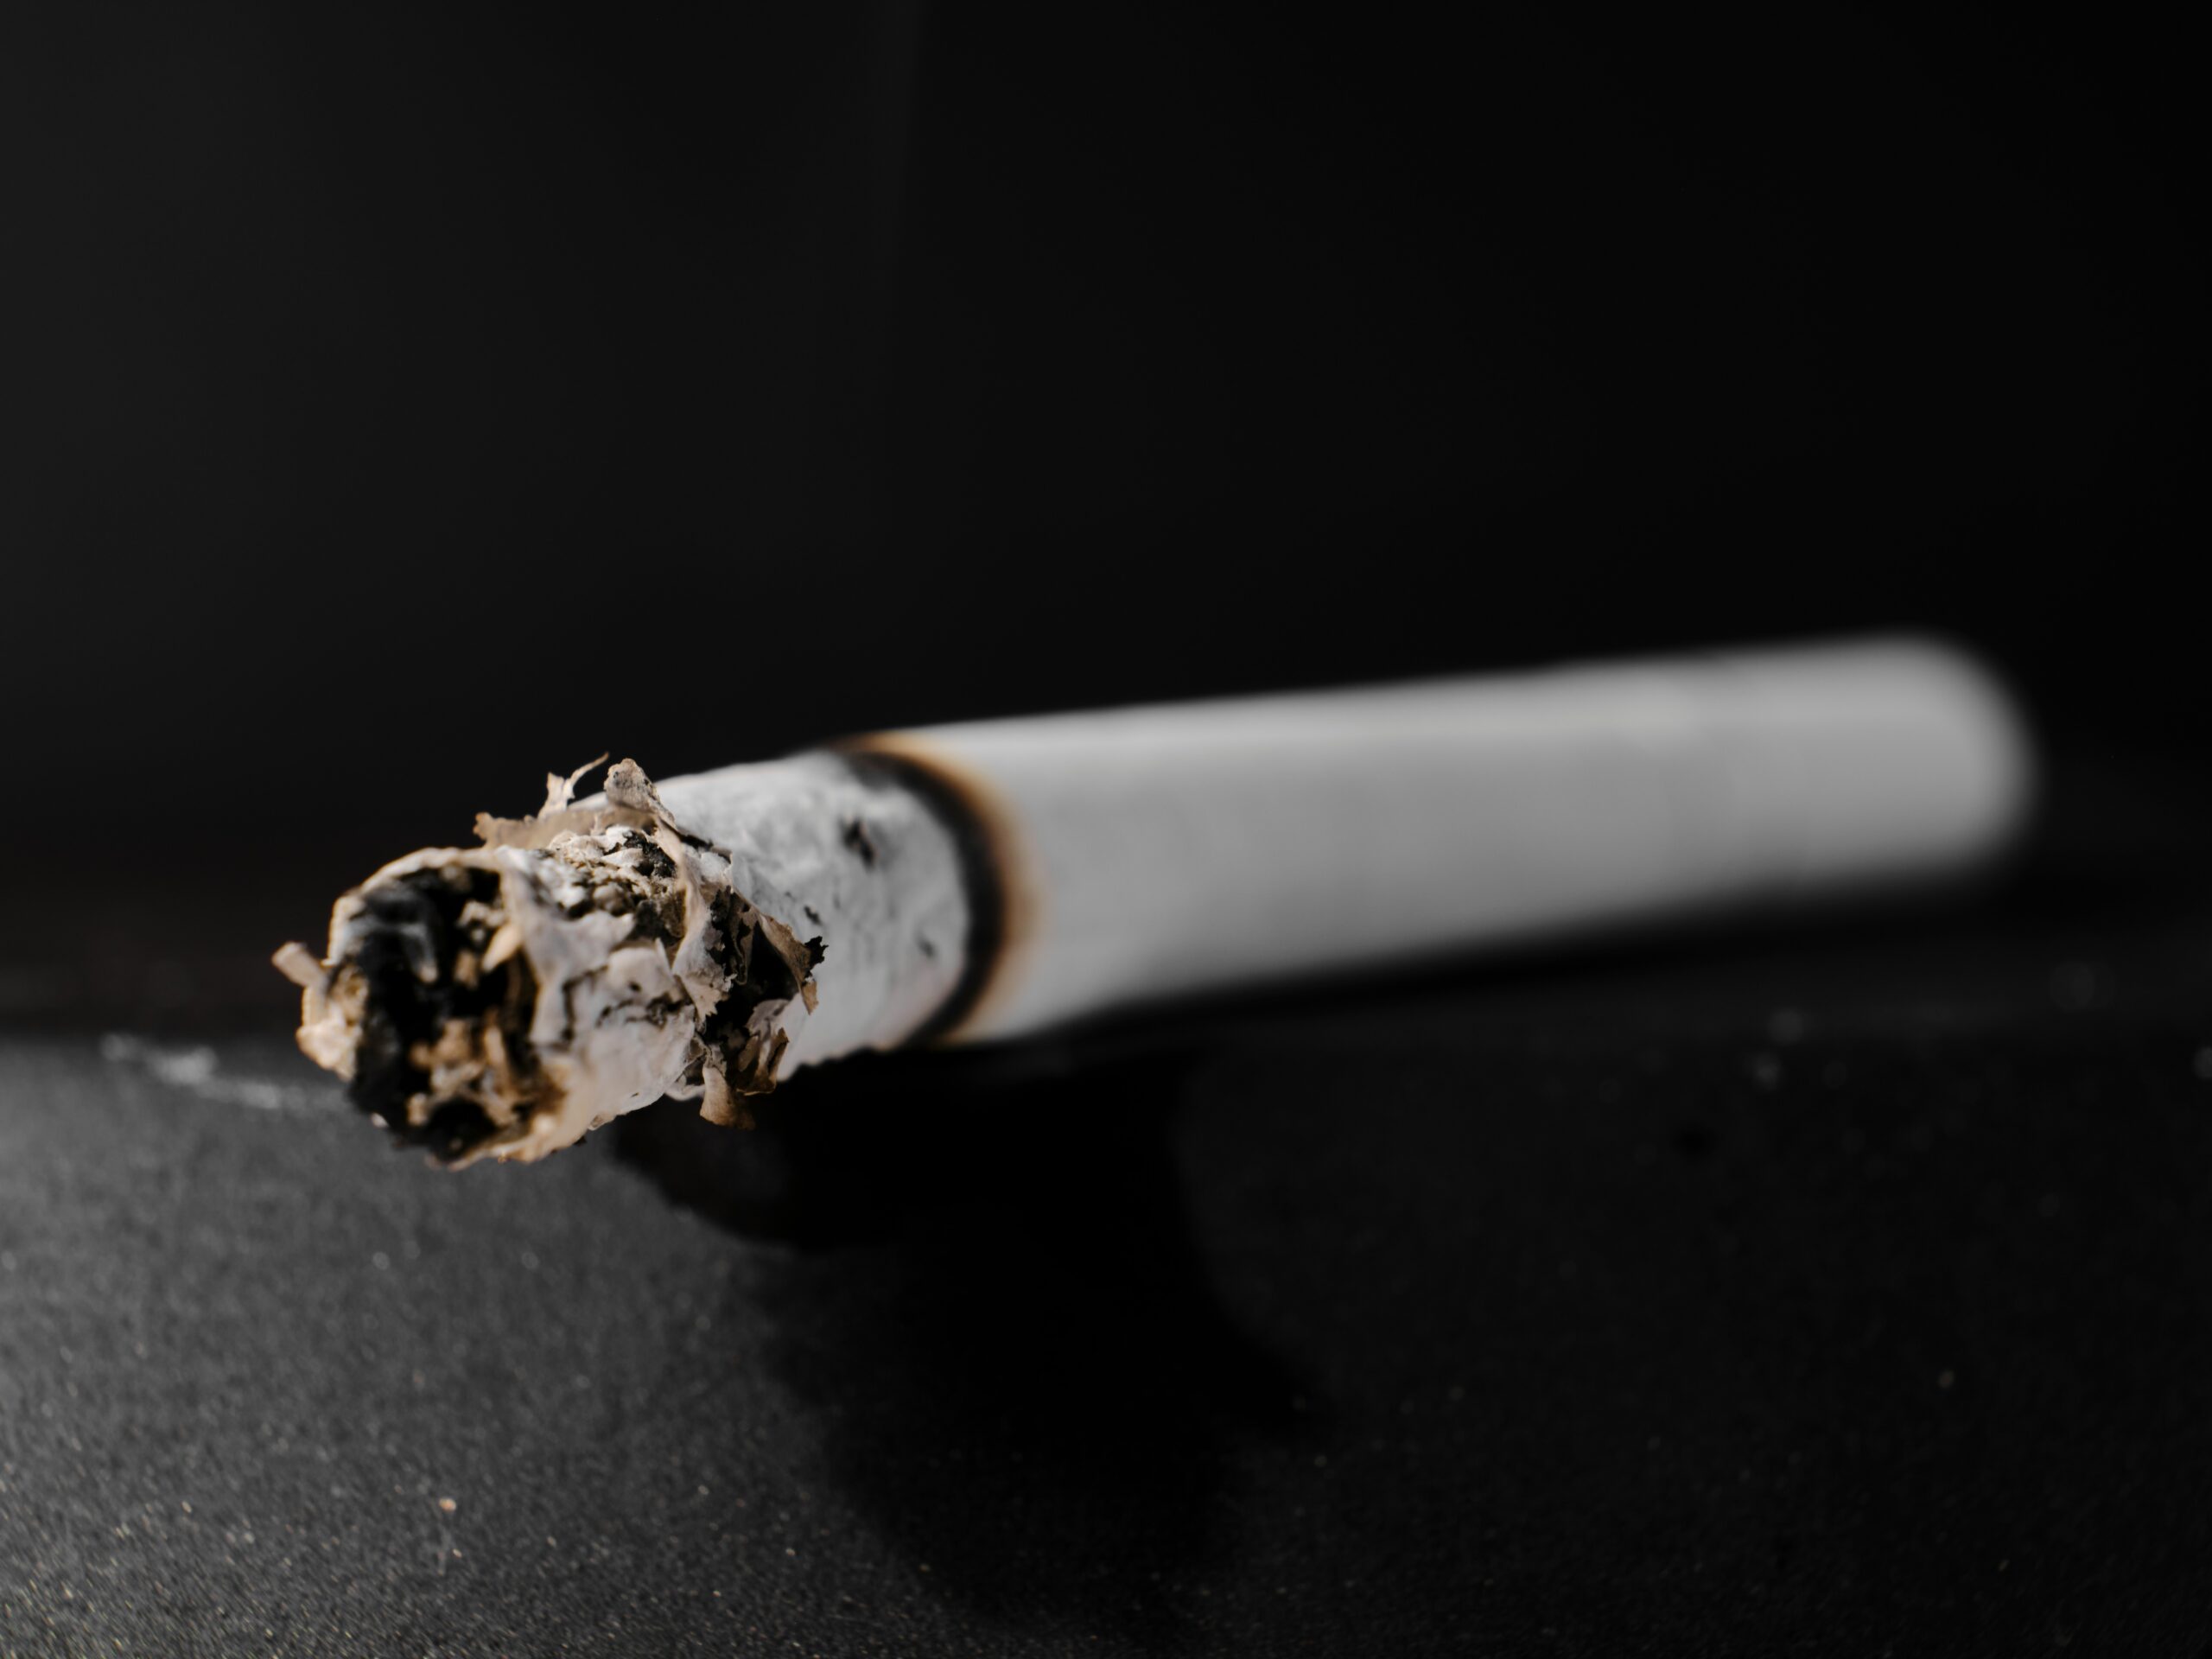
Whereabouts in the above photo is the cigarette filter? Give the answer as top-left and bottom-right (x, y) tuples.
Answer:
(276, 637), (2031, 1163)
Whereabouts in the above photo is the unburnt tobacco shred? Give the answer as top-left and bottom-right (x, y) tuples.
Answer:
(344, 868), (528, 1161)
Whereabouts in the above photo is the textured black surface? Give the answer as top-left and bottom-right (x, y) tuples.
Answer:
(8, 790), (2212, 1656)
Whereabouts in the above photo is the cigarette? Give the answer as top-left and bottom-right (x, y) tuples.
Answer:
(276, 636), (2031, 1164)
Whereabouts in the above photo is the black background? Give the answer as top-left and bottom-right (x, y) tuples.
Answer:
(2, 6), (2209, 1655)
(1, 5), (2202, 1016)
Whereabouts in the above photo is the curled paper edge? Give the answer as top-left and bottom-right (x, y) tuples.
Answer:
(277, 760), (818, 1165)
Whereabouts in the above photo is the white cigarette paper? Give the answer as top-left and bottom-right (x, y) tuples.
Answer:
(278, 637), (2031, 1163)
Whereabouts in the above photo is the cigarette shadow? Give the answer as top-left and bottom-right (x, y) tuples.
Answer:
(611, 1039), (1313, 1650)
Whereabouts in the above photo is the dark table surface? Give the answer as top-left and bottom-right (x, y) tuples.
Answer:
(5, 762), (2212, 1657)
